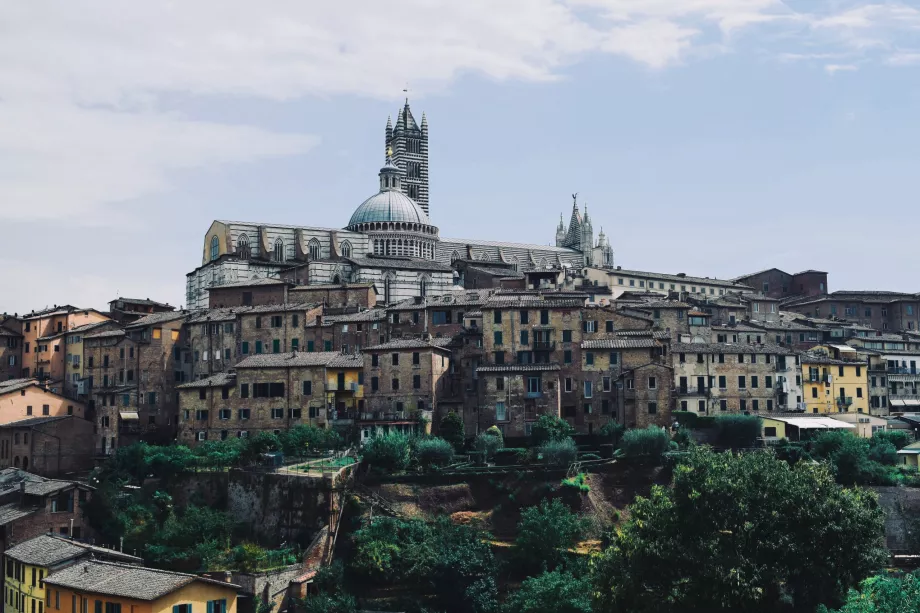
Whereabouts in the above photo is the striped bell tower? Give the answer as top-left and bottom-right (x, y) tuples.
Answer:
(385, 100), (429, 216)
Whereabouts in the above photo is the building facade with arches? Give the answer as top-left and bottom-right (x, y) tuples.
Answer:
(186, 102), (612, 309)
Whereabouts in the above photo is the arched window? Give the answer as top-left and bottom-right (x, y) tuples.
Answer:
(419, 275), (430, 299)
(340, 241), (352, 258)
(510, 257), (519, 272)
(308, 239), (321, 260)
(384, 275), (393, 304)
(210, 235), (219, 261)
(273, 239), (284, 262)
(332, 274), (341, 284)
(237, 234), (251, 259)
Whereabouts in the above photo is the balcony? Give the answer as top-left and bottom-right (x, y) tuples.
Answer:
(675, 388), (709, 397)
(836, 396), (854, 409)
(327, 381), (361, 393)
(533, 341), (555, 351)
(360, 411), (413, 422)
(525, 391), (543, 399)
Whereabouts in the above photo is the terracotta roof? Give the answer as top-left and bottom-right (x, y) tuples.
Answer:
(0, 380), (38, 395)
(185, 307), (252, 323)
(0, 503), (35, 525)
(581, 339), (660, 349)
(176, 373), (237, 389)
(5, 534), (141, 567)
(235, 352), (351, 368)
(43, 561), (238, 600)
(125, 311), (188, 329)
(326, 354), (365, 368)
(0, 416), (72, 428)
(113, 297), (174, 308)
(799, 352), (866, 366)
(83, 330), (126, 340)
(364, 339), (451, 352)
(476, 363), (561, 373)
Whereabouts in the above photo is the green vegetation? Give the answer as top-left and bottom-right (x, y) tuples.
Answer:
(819, 571), (920, 613)
(561, 473), (590, 493)
(538, 438), (578, 466)
(671, 411), (716, 429)
(597, 422), (625, 446)
(351, 516), (498, 613)
(592, 447), (886, 613)
(439, 411), (466, 450)
(361, 432), (412, 471)
(474, 429), (504, 460)
(531, 415), (575, 447)
(619, 426), (670, 462)
(809, 430), (918, 486)
(872, 429), (912, 450)
(713, 414), (763, 449)
(515, 499), (585, 573)
(502, 570), (593, 613)
(414, 437), (456, 468)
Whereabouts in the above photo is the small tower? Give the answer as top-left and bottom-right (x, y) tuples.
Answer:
(386, 100), (429, 215)
(581, 204), (594, 266)
(555, 214), (566, 246)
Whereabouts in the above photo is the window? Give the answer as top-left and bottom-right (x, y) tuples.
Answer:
(738, 376), (746, 389)
(563, 350), (572, 364)
(272, 339), (281, 353)
(584, 380), (593, 398)
(289, 408), (302, 419)
(496, 402), (507, 421)
(195, 409), (208, 421)
(147, 392), (157, 405)
(392, 378), (399, 391)
(493, 331), (503, 346)
(241, 341), (249, 355)
(413, 375), (421, 389)
(391, 352), (399, 365)
(152, 328), (162, 340)
(857, 388), (863, 398)
(270, 408), (284, 419)
(752, 399), (760, 411)
(238, 409), (250, 420)
(371, 377), (379, 391)
(528, 377), (541, 394)
(738, 354), (744, 364)
(766, 376), (773, 388)
(302, 381), (312, 395)
(496, 377), (505, 391)
(605, 320), (614, 332)
(585, 352), (594, 366)
(648, 402), (657, 414)
(255, 340), (263, 354)
(562, 330), (572, 343)
(646, 376), (657, 390)
(520, 330), (528, 345)
(494, 310), (502, 324)
(413, 352), (420, 365)
(218, 409), (231, 420)
(564, 377), (573, 392)
(540, 310), (549, 325)
(751, 376), (759, 389)
(720, 399), (727, 411)
(240, 383), (249, 398)
(520, 310), (529, 324)
(609, 352), (618, 365)
(583, 320), (597, 333)
(740, 399), (747, 412)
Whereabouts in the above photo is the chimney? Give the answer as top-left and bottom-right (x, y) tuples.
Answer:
(224, 571), (233, 583)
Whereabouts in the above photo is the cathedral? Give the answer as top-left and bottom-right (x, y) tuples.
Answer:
(186, 101), (614, 309)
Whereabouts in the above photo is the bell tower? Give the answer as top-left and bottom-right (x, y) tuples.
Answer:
(386, 99), (429, 216)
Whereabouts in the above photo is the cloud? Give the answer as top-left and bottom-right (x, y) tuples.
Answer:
(824, 63), (859, 74)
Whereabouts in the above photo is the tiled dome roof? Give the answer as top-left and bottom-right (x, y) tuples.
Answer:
(348, 190), (430, 227)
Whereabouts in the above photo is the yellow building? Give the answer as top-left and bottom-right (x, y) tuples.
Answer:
(4, 535), (140, 613)
(62, 322), (118, 399)
(897, 441), (920, 470)
(325, 354), (364, 424)
(43, 560), (239, 613)
(800, 350), (868, 414)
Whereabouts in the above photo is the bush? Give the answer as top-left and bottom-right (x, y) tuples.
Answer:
(561, 473), (590, 493)
(515, 499), (585, 572)
(302, 593), (357, 613)
(439, 411), (466, 451)
(868, 439), (897, 466)
(531, 415), (575, 447)
(873, 429), (912, 450)
(474, 432), (503, 460)
(502, 570), (593, 613)
(414, 437), (455, 468)
(714, 414), (762, 449)
(620, 426), (670, 463)
(278, 424), (341, 456)
(494, 448), (528, 466)
(819, 571), (920, 613)
(539, 438), (578, 466)
(598, 421), (625, 446)
(361, 433), (411, 472)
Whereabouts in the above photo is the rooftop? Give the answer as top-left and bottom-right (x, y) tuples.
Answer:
(176, 373), (237, 389)
(126, 311), (188, 329)
(476, 363), (561, 373)
(113, 297), (174, 309)
(235, 352), (358, 369)
(671, 342), (794, 355)
(5, 534), (141, 567)
(364, 338), (451, 352)
(603, 267), (750, 289)
(581, 339), (660, 350)
(43, 560), (238, 601)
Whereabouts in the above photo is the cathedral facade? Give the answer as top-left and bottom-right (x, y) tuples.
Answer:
(186, 102), (614, 309)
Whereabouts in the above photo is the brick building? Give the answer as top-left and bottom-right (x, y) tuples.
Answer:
(0, 416), (94, 477)
(0, 469), (94, 552)
(237, 304), (324, 363)
(730, 268), (828, 300)
(360, 339), (450, 442)
(670, 342), (796, 415)
(387, 290), (492, 340)
(62, 321), (120, 400)
(304, 309), (387, 354)
(20, 307), (109, 388)
(107, 297), (175, 325)
(475, 364), (561, 438)
(786, 291), (920, 333)
(1, 316), (23, 382)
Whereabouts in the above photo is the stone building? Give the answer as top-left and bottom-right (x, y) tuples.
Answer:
(730, 268), (828, 300)
(621, 362), (675, 430)
(0, 416), (95, 477)
(387, 290), (493, 340)
(670, 342), (795, 415)
(1, 316), (23, 382)
(360, 338), (450, 442)
(476, 364), (561, 439)
(305, 309), (387, 354)
(182, 352), (364, 444)
(786, 291), (920, 333)
(107, 297), (175, 325)
(0, 469), (95, 550)
(62, 320), (120, 400)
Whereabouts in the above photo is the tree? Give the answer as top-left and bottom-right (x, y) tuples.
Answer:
(414, 437), (455, 468)
(819, 571), (920, 613)
(503, 570), (593, 613)
(592, 447), (886, 613)
(539, 438), (578, 466)
(531, 415), (575, 447)
(598, 422), (625, 446)
(516, 499), (585, 572)
(474, 432), (503, 460)
(872, 430), (912, 451)
(440, 411), (466, 451)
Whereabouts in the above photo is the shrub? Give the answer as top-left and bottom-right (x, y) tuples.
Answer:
(515, 499), (585, 572)
(598, 421), (625, 445)
(714, 414), (763, 449)
(494, 448), (528, 465)
(361, 433), (411, 472)
(414, 437), (455, 468)
(539, 438), (578, 466)
(620, 426), (670, 463)
(868, 439), (898, 466)
(673, 427), (694, 450)
(873, 429), (913, 450)
(439, 411), (465, 451)
(531, 415), (575, 446)
(302, 593), (357, 613)
(503, 570), (593, 613)
(278, 424), (341, 457)
(474, 432), (503, 460)
(561, 473), (590, 493)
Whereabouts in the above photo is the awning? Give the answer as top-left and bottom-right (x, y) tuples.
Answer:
(768, 417), (855, 430)
(890, 399), (920, 407)
(118, 411), (139, 421)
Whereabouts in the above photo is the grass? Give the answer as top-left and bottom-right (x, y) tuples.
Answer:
(293, 456), (356, 472)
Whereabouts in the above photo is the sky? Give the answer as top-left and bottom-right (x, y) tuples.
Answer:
(1, 0), (919, 315)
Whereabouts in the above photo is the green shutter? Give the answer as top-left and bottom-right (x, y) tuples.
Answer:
(241, 341), (249, 354)
(207, 602), (213, 613)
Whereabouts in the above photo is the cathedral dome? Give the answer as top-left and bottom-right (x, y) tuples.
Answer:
(348, 189), (430, 227)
